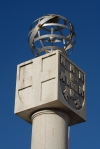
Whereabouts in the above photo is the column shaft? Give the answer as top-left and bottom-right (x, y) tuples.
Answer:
(31, 110), (70, 149)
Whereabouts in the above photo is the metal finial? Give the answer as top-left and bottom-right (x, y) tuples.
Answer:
(28, 14), (76, 57)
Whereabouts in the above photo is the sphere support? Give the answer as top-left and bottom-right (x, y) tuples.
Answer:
(31, 110), (70, 149)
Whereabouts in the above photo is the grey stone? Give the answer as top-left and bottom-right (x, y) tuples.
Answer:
(14, 50), (86, 126)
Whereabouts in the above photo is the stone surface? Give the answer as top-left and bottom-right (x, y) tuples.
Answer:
(14, 50), (86, 126)
(31, 110), (69, 149)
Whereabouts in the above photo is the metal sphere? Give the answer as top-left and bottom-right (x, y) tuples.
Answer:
(28, 14), (76, 57)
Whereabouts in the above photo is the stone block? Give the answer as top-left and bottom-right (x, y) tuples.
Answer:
(14, 50), (86, 126)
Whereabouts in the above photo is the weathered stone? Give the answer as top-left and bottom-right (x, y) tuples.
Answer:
(14, 50), (86, 126)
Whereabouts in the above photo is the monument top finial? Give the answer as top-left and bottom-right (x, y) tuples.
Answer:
(28, 14), (76, 57)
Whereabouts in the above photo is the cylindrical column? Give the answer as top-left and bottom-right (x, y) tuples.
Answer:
(31, 110), (70, 149)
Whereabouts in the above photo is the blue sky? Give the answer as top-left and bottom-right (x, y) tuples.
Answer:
(0, 0), (100, 148)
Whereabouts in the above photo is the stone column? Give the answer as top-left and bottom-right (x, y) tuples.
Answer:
(14, 50), (86, 149)
(31, 110), (70, 149)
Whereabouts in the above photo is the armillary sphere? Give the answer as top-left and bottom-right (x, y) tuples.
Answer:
(28, 14), (76, 57)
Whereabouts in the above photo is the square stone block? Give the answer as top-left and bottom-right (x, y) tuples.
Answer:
(14, 50), (86, 126)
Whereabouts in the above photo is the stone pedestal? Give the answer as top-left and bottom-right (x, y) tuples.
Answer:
(14, 50), (86, 126)
(14, 50), (86, 149)
(31, 110), (70, 149)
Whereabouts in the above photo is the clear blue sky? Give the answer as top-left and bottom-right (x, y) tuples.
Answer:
(0, 0), (100, 148)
